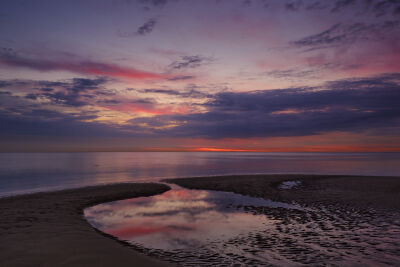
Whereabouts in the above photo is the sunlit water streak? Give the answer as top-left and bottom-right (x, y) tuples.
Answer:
(1, 152), (400, 196)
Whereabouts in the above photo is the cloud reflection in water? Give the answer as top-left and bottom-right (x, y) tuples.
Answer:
(84, 185), (298, 250)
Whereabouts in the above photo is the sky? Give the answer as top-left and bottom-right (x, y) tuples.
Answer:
(0, 0), (399, 152)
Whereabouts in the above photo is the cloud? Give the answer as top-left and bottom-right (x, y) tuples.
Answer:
(138, 88), (185, 95)
(281, 0), (400, 16)
(118, 18), (158, 37)
(264, 68), (317, 80)
(0, 49), (164, 80)
(137, 87), (210, 98)
(128, 73), (400, 139)
(371, 0), (400, 17)
(262, 64), (342, 80)
(137, 18), (157, 35)
(242, 0), (252, 7)
(330, 0), (357, 12)
(1, 77), (109, 107)
(0, 80), (11, 88)
(167, 75), (195, 81)
(38, 77), (108, 106)
(2, 74), (399, 140)
(104, 102), (188, 116)
(292, 20), (400, 50)
(148, 47), (183, 57)
(0, 78), (139, 138)
(24, 93), (38, 100)
(304, 1), (328, 10)
(0, 108), (124, 138)
(169, 55), (213, 70)
(139, 0), (168, 7)
(285, 0), (304, 11)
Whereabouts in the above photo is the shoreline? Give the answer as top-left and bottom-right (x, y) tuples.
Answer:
(164, 174), (400, 265)
(165, 174), (400, 211)
(0, 183), (171, 267)
(1, 175), (400, 266)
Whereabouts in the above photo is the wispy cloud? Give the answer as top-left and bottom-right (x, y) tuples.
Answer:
(167, 75), (195, 81)
(330, 0), (357, 12)
(137, 18), (157, 35)
(264, 68), (317, 80)
(118, 18), (158, 37)
(136, 87), (210, 98)
(0, 50), (165, 80)
(292, 20), (400, 51)
(139, 0), (168, 8)
(280, 0), (400, 16)
(169, 55), (213, 70)
(285, 0), (304, 11)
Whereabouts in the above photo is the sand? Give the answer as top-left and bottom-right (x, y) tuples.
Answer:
(0, 183), (171, 267)
(165, 174), (400, 211)
(163, 175), (400, 265)
(2, 175), (400, 266)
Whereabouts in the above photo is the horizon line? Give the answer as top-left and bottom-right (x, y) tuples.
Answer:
(1, 146), (400, 153)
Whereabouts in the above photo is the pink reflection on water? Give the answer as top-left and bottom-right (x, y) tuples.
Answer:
(108, 224), (196, 239)
(84, 185), (400, 266)
(85, 185), (283, 250)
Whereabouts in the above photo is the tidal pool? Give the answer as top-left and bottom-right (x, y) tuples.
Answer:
(84, 184), (400, 266)
(279, 180), (302, 189)
(84, 184), (302, 265)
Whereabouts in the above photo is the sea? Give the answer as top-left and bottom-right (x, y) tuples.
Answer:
(1, 152), (400, 197)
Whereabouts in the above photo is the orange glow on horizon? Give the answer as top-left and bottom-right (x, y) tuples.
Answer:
(143, 145), (400, 153)
(192, 147), (261, 152)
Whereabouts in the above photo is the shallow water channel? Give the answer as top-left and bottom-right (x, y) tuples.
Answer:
(84, 184), (302, 265)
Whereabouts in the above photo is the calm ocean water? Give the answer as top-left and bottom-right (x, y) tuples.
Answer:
(1, 152), (400, 197)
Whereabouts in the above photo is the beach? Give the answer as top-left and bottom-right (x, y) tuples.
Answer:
(165, 174), (400, 211)
(2, 0), (400, 265)
(164, 175), (400, 265)
(0, 183), (170, 267)
(1, 175), (400, 266)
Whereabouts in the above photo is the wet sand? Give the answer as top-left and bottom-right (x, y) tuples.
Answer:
(0, 183), (171, 267)
(165, 174), (400, 211)
(164, 175), (400, 265)
(2, 175), (399, 266)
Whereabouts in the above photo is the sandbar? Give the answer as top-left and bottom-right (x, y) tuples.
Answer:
(0, 183), (170, 267)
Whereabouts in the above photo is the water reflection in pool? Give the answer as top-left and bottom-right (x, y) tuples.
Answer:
(84, 184), (301, 264)
(85, 184), (400, 266)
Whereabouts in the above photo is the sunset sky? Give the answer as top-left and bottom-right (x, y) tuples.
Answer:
(1, 0), (399, 152)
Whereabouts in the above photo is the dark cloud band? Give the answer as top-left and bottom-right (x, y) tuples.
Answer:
(129, 73), (400, 138)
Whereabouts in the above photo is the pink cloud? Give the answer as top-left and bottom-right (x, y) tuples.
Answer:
(0, 54), (165, 80)
(103, 103), (189, 115)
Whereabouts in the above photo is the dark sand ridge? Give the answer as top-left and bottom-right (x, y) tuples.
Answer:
(165, 174), (400, 211)
(0, 183), (171, 267)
